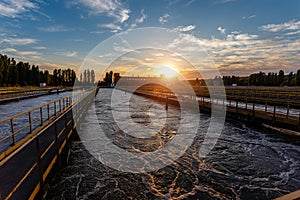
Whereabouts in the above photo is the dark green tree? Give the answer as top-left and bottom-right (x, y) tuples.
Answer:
(296, 69), (300, 86)
(288, 72), (294, 86)
(91, 69), (95, 84)
(278, 70), (284, 86)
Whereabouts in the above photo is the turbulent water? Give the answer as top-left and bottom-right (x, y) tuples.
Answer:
(46, 89), (300, 200)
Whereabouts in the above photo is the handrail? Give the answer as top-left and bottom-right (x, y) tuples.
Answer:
(0, 90), (95, 199)
(0, 91), (89, 161)
(131, 86), (300, 107)
(127, 88), (300, 129)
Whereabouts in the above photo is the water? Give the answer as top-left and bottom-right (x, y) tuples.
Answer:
(0, 91), (73, 120)
(46, 89), (300, 199)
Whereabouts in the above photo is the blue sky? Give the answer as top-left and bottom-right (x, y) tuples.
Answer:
(0, 0), (299, 77)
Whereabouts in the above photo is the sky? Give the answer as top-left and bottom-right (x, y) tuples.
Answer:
(0, 0), (299, 78)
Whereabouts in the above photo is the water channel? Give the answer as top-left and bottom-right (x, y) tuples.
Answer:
(45, 89), (300, 199)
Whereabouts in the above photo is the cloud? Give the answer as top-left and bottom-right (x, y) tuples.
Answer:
(159, 13), (170, 24)
(38, 25), (71, 32)
(130, 9), (147, 29)
(60, 51), (78, 57)
(18, 51), (39, 56)
(260, 20), (300, 32)
(98, 23), (122, 32)
(167, 28), (300, 76)
(2, 49), (39, 56)
(214, 0), (237, 4)
(119, 8), (130, 23)
(185, 0), (196, 7)
(285, 29), (300, 36)
(136, 9), (146, 24)
(0, 0), (37, 18)
(227, 33), (258, 40)
(75, 0), (130, 23)
(3, 38), (37, 45)
(54, 51), (78, 58)
(2, 47), (17, 53)
(217, 26), (226, 35)
(38, 62), (61, 71)
(90, 30), (105, 34)
(173, 25), (196, 32)
(242, 14), (256, 20)
(1, 47), (40, 62)
(33, 46), (47, 50)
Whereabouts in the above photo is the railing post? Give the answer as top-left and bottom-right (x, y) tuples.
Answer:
(298, 111), (300, 129)
(40, 107), (43, 125)
(59, 99), (62, 112)
(287, 102), (290, 119)
(265, 101), (268, 114)
(236, 100), (238, 112)
(252, 102), (255, 117)
(273, 105), (276, 122)
(165, 96), (168, 111)
(54, 101), (57, 115)
(29, 112), (32, 133)
(35, 137), (44, 193)
(10, 119), (16, 145)
(47, 104), (50, 120)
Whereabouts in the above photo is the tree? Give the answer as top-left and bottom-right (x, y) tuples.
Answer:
(24, 62), (30, 85)
(91, 69), (95, 84)
(8, 62), (18, 85)
(0, 54), (77, 86)
(17, 62), (26, 85)
(296, 69), (300, 86)
(278, 70), (284, 86)
(44, 70), (50, 85)
(53, 69), (58, 86)
(87, 69), (91, 84)
(31, 65), (40, 85)
(83, 69), (87, 84)
(288, 72), (294, 86)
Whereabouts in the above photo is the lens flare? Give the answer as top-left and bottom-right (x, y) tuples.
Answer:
(157, 67), (178, 78)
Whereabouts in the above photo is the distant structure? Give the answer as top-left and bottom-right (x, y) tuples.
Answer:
(114, 73), (121, 84)
(115, 75), (170, 87)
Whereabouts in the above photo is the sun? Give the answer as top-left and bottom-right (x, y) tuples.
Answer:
(157, 67), (178, 78)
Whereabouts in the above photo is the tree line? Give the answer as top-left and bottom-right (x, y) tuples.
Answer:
(222, 69), (300, 86)
(98, 71), (119, 87)
(78, 69), (96, 85)
(0, 54), (77, 86)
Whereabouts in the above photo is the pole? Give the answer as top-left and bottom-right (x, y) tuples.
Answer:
(165, 96), (168, 110)
(10, 119), (15, 145)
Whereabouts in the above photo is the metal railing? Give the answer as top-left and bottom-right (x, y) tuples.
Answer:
(129, 88), (300, 129)
(0, 91), (88, 161)
(0, 89), (56, 100)
(0, 88), (96, 200)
